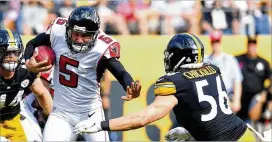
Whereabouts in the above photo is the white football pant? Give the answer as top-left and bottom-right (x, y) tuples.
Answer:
(20, 94), (42, 141)
(43, 106), (109, 141)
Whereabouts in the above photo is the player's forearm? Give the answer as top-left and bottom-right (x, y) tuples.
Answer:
(116, 71), (133, 90)
(107, 58), (133, 90)
(36, 92), (53, 115)
(101, 97), (173, 131)
(30, 78), (53, 115)
(104, 111), (148, 131)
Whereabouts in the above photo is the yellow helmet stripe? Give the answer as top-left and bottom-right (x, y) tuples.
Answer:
(184, 33), (202, 63)
(5, 28), (16, 46)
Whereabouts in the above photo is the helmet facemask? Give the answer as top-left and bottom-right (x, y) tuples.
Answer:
(164, 50), (173, 73)
(66, 26), (99, 53)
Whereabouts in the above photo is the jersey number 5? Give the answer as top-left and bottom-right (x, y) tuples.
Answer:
(195, 75), (232, 121)
(59, 55), (79, 88)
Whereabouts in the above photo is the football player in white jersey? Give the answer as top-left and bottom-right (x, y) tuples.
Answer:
(24, 6), (141, 141)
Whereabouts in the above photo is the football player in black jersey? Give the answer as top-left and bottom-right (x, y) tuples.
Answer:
(0, 29), (53, 141)
(72, 33), (257, 141)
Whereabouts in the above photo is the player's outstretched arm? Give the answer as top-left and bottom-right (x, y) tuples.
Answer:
(106, 58), (141, 101)
(29, 77), (53, 115)
(73, 95), (177, 134)
(25, 33), (52, 73)
(107, 95), (176, 131)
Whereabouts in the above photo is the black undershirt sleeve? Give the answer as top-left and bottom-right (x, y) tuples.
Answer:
(106, 58), (133, 91)
(24, 33), (51, 60)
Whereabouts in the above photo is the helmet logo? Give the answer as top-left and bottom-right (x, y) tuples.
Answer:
(186, 57), (191, 62)
(73, 25), (86, 32)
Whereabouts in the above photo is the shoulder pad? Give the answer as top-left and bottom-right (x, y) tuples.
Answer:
(98, 31), (121, 58)
(154, 77), (176, 96)
(49, 17), (67, 36)
(48, 17), (67, 47)
(154, 72), (188, 96)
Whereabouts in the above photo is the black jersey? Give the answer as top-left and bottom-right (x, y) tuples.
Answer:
(236, 54), (270, 95)
(0, 67), (36, 121)
(236, 54), (271, 120)
(154, 65), (247, 141)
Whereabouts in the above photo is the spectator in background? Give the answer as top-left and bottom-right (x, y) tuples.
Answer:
(2, 0), (21, 31)
(238, 0), (271, 35)
(40, 0), (55, 12)
(163, 0), (201, 35)
(202, 0), (235, 34)
(21, 0), (48, 35)
(205, 30), (243, 113)
(43, 10), (58, 31)
(237, 0), (257, 36)
(0, 1), (10, 28)
(89, 0), (129, 35)
(248, 82), (272, 134)
(236, 37), (271, 122)
(116, 0), (161, 35)
(58, 0), (76, 18)
(254, 1), (271, 35)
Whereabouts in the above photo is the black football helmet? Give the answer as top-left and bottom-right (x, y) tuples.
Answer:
(0, 28), (24, 71)
(164, 33), (204, 73)
(66, 6), (100, 53)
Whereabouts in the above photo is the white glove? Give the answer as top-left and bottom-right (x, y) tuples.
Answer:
(165, 127), (195, 141)
(73, 119), (102, 134)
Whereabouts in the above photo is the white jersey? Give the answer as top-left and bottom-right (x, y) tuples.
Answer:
(46, 17), (121, 112)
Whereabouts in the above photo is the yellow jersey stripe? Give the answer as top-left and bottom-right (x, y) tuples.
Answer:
(155, 82), (175, 86)
(184, 33), (202, 63)
(154, 82), (176, 96)
(154, 84), (175, 88)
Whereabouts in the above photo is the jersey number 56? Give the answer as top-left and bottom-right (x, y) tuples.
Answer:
(195, 75), (232, 121)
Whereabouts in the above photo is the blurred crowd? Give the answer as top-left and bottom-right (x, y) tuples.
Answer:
(0, 0), (271, 36)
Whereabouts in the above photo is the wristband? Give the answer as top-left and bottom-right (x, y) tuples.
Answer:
(101, 120), (110, 131)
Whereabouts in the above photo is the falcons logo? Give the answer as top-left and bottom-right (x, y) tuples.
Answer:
(109, 42), (120, 58)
